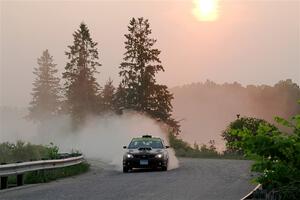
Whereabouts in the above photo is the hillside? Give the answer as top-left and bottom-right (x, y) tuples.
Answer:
(171, 79), (300, 150)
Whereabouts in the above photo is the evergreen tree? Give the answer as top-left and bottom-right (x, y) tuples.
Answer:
(118, 17), (175, 125)
(102, 78), (115, 112)
(63, 23), (101, 126)
(114, 83), (127, 114)
(28, 49), (61, 121)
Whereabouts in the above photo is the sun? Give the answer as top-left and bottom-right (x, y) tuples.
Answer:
(192, 0), (220, 22)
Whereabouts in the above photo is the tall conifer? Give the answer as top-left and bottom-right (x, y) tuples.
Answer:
(28, 50), (61, 121)
(63, 23), (101, 126)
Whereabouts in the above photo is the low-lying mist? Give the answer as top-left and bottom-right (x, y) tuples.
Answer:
(0, 109), (179, 170)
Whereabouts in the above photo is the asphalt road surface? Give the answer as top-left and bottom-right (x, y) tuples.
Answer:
(0, 158), (255, 200)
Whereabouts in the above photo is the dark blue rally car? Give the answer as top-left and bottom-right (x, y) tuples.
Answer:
(122, 135), (169, 172)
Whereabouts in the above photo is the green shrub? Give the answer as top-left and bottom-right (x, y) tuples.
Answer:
(222, 117), (276, 155)
(231, 111), (300, 199)
(47, 142), (59, 159)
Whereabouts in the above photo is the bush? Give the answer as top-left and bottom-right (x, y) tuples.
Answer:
(231, 111), (300, 199)
(47, 142), (59, 159)
(222, 117), (276, 155)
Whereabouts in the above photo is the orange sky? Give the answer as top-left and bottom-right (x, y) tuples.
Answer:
(0, 0), (299, 107)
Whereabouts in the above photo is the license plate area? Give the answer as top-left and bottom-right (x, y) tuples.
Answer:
(140, 160), (148, 165)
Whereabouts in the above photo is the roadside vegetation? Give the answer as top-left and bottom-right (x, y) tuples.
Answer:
(168, 133), (244, 159)
(0, 141), (60, 164)
(221, 117), (277, 156)
(0, 141), (83, 164)
(223, 101), (300, 200)
(0, 141), (90, 187)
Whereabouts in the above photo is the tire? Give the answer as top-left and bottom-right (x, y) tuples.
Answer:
(123, 166), (129, 173)
(161, 166), (167, 171)
(162, 159), (168, 171)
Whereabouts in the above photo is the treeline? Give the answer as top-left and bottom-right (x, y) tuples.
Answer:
(28, 18), (179, 132)
(170, 79), (300, 150)
(172, 79), (300, 121)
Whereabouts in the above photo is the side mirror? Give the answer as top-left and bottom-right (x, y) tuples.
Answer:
(123, 146), (127, 149)
(165, 146), (170, 149)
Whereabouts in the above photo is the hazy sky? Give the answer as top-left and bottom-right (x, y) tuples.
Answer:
(1, 0), (299, 107)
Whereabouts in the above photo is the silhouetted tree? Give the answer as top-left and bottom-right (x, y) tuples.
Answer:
(274, 79), (300, 116)
(62, 23), (101, 126)
(101, 78), (115, 112)
(208, 140), (217, 152)
(28, 50), (61, 121)
(118, 17), (175, 127)
(114, 83), (127, 114)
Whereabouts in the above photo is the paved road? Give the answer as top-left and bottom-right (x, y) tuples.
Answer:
(0, 158), (254, 200)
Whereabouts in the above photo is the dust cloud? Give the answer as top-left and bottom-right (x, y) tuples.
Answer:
(0, 109), (179, 170)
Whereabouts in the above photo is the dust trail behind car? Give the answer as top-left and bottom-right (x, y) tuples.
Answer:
(0, 110), (179, 170)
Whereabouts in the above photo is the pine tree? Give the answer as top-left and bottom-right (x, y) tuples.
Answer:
(28, 49), (61, 121)
(114, 83), (127, 114)
(118, 17), (175, 125)
(102, 78), (115, 112)
(63, 23), (101, 126)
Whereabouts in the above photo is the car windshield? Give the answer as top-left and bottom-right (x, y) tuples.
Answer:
(128, 139), (163, 149)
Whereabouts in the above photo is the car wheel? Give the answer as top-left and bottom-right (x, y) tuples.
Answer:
(123, 166), (129, 173)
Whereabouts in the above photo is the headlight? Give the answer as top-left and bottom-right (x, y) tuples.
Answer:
(126, 154), (133, 158)
(155, 153), (163, 159)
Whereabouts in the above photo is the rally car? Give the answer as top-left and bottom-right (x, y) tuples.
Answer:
(122, 135), (169, 172)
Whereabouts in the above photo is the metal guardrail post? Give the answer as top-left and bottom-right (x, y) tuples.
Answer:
(17, 174), (24, 186)
(1, 176), (8, 189)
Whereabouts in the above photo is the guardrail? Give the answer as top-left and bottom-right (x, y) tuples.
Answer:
(0, 155), (84, 190)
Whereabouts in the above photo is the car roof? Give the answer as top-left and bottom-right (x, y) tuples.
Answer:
(131, 137), (162, 141)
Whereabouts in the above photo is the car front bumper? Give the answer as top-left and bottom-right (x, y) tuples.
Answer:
(123, 158), (168, 169)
